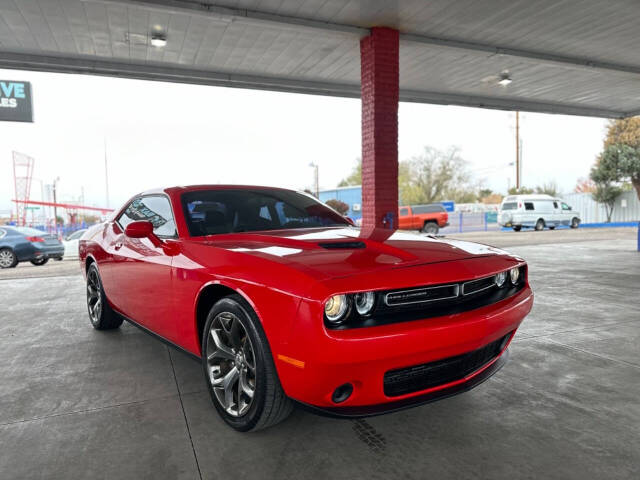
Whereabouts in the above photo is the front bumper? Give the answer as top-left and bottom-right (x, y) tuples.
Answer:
(296, 349), (509, 418)
(276, 285), (533, 413)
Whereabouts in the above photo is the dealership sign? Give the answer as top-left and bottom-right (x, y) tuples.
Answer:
(0, 81), (33, 122)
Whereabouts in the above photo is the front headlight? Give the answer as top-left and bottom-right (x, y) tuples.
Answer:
(494, 271), (507, 288)
(354, 292), (375, 316)
(510, 267), (520, 284)
(325, 294), (350, 323)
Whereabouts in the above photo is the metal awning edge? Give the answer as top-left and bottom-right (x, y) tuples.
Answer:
(0, 52), (628, 118)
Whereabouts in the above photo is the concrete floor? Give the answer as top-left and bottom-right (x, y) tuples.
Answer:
(1, 231), (639, 479)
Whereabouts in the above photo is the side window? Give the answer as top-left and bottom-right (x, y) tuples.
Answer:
(259, 205), (272, 220)
(553, 201), (558, 209)
(400, 208), (409, 216)
(524, 202), (535, 211)
(562, 203), (570, 211)
(118, 196), (177, 237)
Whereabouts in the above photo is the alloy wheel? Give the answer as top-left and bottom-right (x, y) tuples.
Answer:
(86, 268), (103, 323)
(205, 312), (256, 417)
(0, 249), (15, 268)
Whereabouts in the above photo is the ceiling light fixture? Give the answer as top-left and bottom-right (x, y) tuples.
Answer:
(150, 34), (167, 47)
(498, 73), (512, 86)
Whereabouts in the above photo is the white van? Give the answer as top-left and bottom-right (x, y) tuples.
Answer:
(498, 194), (581, 231)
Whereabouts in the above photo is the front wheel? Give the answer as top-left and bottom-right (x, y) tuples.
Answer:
(421, 222), (439, 234)
(30, 258), (49, 266)
(0, 248), (17, 268)
(202, 295), (292, 431)
(86, 263), (122, 330)
(570, 217), (580, 229)
(535, 219), (545, 231)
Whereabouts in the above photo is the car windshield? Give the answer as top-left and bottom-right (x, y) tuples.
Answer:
(501, 202), (518, 210)
(182, 189), (351, 236)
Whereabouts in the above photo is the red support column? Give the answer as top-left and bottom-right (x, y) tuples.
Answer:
(360, 27), (399, 233)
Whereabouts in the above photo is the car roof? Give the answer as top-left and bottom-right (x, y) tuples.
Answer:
(139, 185), (298, 197)
(502, 194), (555, 202)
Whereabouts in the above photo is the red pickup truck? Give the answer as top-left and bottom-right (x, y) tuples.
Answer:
(399, 204), (449, 234)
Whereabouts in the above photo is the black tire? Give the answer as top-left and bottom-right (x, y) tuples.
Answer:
(0, 248), (18, 269)
(86, 263), (122, 330)
(570, 217), (580, 229)
(202, 294), (293, 432)
(30, 257), (49, 266)
(512, 226), (522, 232)
(421, 222), (439, 234)
(535, 219), (545, 231)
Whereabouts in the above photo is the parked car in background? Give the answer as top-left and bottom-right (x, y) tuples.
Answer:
(399, 204), (449, 234)
(498, 194), (581, 231)
(63, 229), (88, 259)
(0, 226), (64, 268)
(80, 185), (532, 431)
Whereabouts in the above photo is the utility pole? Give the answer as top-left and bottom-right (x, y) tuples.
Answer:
(104, 137), (110, 208)
(52, 177), (60, 230)
(515, 111), (520, 190)
(309, 162), (319, 197)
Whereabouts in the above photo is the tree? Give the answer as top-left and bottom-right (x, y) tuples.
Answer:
(399, 146), (478, 204)
(602, 118), (640, 201)
(338, 159), (362, 187)
(535, 181), (558, 197)
(574, 178), (596, 193)
(590, 153), (622, 222)
(508, 186), (534, 195)
(325, 199), (349, 216)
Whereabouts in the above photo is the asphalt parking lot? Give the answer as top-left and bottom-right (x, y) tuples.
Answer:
(1, 227), (638, 479)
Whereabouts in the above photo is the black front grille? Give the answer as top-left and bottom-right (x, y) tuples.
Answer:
(383, 333), (511, 397)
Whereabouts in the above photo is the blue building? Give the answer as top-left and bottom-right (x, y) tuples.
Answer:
(318, 186), (363, 221)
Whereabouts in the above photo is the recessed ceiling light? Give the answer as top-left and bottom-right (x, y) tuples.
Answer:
(150, 34), (167, 47)
(498, 72), (512, 86)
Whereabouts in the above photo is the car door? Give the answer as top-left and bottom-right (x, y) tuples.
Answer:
(552, 200), (562, 226)
(108, 195), (179, 342)
(398, 207), (410, 229)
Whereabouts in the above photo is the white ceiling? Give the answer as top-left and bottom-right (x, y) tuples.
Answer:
(1, 0), (639, 117)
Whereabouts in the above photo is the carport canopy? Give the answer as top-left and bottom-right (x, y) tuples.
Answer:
(1, 0), (639, 230)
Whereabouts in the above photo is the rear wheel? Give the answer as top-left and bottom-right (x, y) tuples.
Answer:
(30, 258), (49, 266)
(535, 219), (545, 231)
(0, 248), (17, 268)
(421, 222), (439, 234)
(202, 295), (292, 431)
(570, 217), (580, 229)
(512, 226), (522, 232)
(86, 263), (122, 330)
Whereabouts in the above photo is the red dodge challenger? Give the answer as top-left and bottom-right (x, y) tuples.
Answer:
(79, 185), (533, 431)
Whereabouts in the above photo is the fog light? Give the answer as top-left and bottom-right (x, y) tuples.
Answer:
(354, 291), (375, 316)
(494, 271), (507, 288)
(325, 294), (349, 323)
(331, 383), (353, 403)
(510, 267), (520, 284)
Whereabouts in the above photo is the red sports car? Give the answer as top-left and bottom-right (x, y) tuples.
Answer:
(79, 185), (533, 431)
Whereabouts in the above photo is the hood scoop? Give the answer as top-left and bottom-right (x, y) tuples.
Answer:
(317, 241), (366, 250)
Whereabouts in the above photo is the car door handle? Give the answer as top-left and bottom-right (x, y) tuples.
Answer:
(114, 241), (123, 250)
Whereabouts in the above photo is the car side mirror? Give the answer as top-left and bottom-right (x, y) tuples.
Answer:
(125, 220), (154, 239)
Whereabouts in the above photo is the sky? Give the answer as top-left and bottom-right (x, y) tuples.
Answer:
(0, 68), (609, 215)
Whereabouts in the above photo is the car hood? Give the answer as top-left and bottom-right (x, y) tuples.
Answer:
(194, 227), (512, 280)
